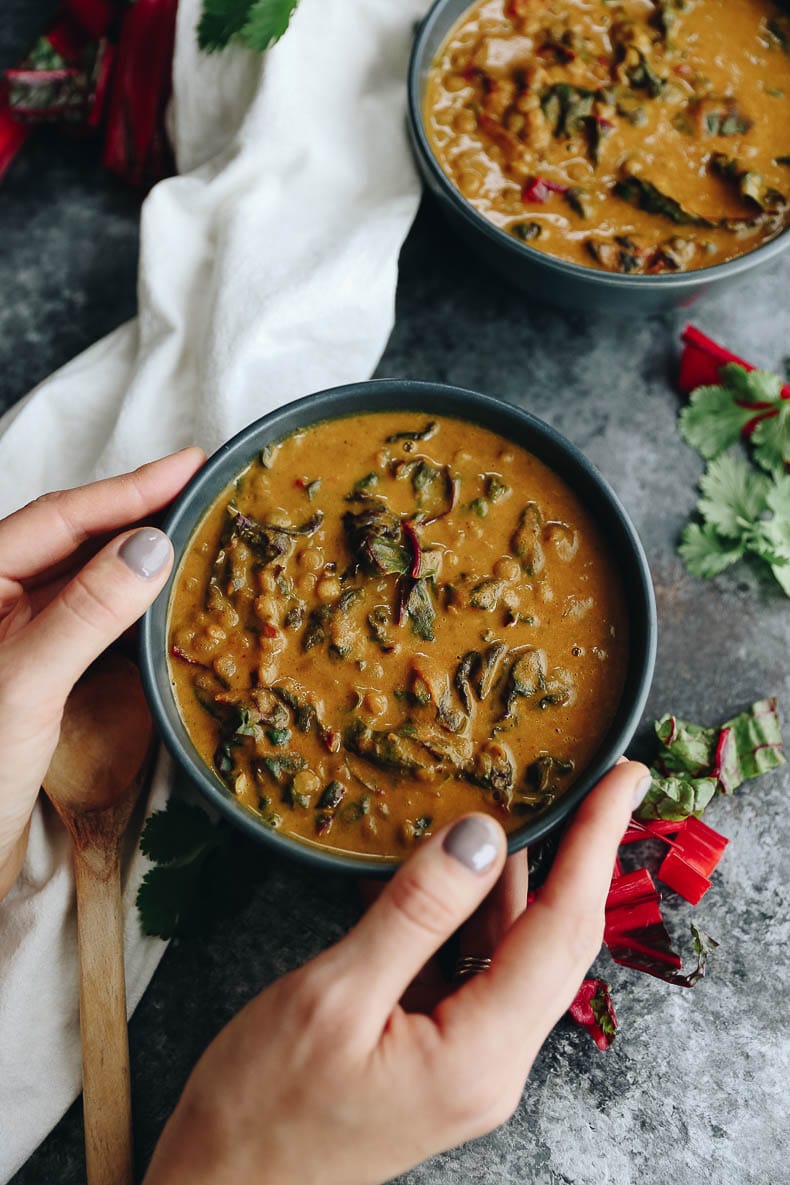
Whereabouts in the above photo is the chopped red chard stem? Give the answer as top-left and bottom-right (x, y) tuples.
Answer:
(523, 176), (568, 203)
(402, 520), (422, 579)
(568, 979), (618, 1051)
(170, 644), (204, 667)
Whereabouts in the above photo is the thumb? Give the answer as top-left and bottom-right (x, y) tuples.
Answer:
(7, 526), (173, 707)
(331, 814), (507, 1041)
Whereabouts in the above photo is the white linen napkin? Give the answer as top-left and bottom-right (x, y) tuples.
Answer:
(0, 0), (424, 1176)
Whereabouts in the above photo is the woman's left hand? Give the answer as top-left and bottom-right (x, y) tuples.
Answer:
(0, 448), (204, 899)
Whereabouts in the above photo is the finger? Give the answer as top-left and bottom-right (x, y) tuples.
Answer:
(458, 849), (529, 962)
(328, 814), (507, 1039)
(440, 762), (650, 1057)
(0, 448), (204, 582)
(3, 526), (174, 706)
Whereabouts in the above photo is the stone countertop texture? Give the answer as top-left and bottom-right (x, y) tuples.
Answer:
(3, 6), (789, 1184)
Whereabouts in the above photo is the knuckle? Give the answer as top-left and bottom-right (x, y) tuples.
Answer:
(59, 569), (124, 635)
(288, 965), (356, 1036)
(32, 489), (89, 546)
(388, 868), (459, 940)
(564, 905), (605, 970)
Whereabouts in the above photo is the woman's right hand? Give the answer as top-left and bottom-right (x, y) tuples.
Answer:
(145, 759), (649, 1185)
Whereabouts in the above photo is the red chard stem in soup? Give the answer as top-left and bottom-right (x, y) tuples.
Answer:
(168, 412), (627, 859)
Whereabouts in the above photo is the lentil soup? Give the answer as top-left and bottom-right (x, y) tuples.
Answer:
(168, 412), (628, 861)
(425, 0), (790, 274)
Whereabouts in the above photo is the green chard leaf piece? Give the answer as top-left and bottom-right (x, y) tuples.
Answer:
(710, 152), (787, 213)
(681, 924), (720, 988)
(368, 536), (412, 575)
(405, 578), (436, 642)
(513, 221), (542, 242)
(654, 714), (718, 776)
(614, 168), (713, 226)
(637, 774), (718, 822)
(540, 83), (596, 139)
(637, 698), (786, 821)
(722, 697), (786, 784)
(385, 421), (438, 443)
(137, 798), (266, 939)
(687, 96), (753, 137)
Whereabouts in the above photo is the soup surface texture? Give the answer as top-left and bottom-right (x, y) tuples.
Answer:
(169, 412), (627, 861)
(425, 0), (790, 274)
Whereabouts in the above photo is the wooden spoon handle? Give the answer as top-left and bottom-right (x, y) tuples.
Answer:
(74, 849), (134, 1185)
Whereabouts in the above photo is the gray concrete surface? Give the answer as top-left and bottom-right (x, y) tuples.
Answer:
(3, 6), (789, 1183)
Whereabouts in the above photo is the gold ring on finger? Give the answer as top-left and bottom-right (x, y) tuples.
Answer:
(453, 954), (493, 982)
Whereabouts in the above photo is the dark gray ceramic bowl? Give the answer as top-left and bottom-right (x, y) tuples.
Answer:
(407, 0), (790, 316)
(140, 380), (657, 876)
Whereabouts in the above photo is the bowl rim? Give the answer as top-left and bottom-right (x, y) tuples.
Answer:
(406, 0), (790, 291)
(140, 379), (657, 877)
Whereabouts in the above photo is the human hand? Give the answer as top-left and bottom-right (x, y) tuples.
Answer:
(145, 760), (650, 1185)
(0, 448), (205, 899)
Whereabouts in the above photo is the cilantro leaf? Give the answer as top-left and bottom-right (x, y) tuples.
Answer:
(697, 453), (771, 538)
(139, 798), (217, 863)
(198, 0), (300, 53)
(241, 0), (300, 52)
(677, 357), (790, 594)
(137, 861), (206, 941)
(717, 363), (783, 403)
(751, 476), (790, 579)
(751, 402), (790, 479)
(198, 0), (253, 51)
(678, 521), (744, 579)
(137, 798), (268, 939)
(678, 384), (761, 459)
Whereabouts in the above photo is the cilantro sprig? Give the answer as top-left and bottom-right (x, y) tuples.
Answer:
(198, 0), (300, 54)
(137, 798), (267, 938)
(678, 363), (790, 594)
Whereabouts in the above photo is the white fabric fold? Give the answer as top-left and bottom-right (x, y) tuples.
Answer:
(0, 0), (424, 1175)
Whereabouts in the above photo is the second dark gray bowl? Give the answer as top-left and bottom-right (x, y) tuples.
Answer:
(140, 380), (657, 876)
(407, 0), (790, 316)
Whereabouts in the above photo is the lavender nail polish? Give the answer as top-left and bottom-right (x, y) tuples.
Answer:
(443, 816), (500, 874)
(119, 528), (171, 579)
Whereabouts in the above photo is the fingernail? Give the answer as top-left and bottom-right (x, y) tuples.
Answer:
(119, 528), (171, 579)
(443, 816), (500, 875)
(632, 774), (653, 811)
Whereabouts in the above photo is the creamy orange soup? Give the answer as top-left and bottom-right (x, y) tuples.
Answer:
(425, 0), (790, 273)
(168, 412), (627, 861)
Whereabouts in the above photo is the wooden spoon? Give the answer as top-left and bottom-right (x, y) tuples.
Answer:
(43, 651), (154, 1185)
